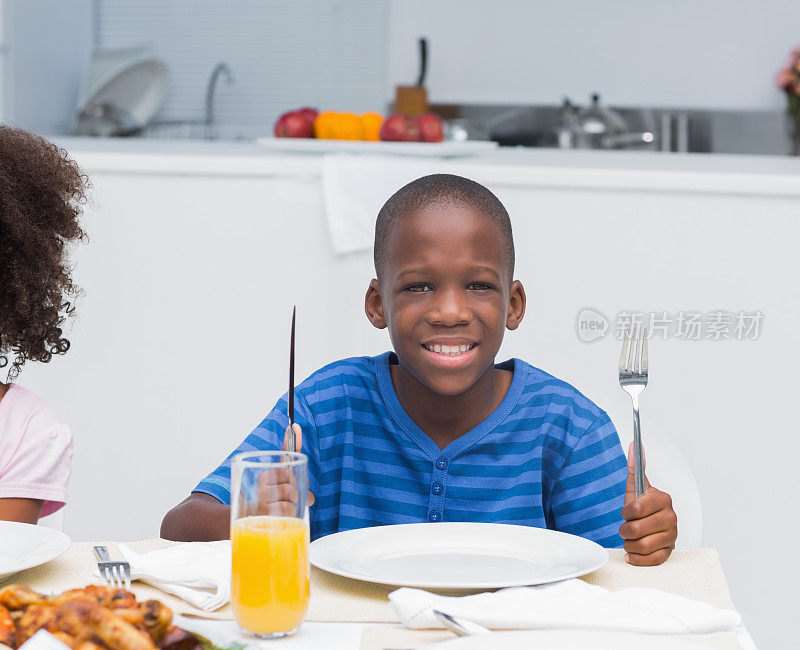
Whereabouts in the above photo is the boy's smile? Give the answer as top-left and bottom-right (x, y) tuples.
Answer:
(366, 201), (525, 445)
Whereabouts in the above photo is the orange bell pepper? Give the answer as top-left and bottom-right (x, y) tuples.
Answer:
(331, 112), (364, 140)
(313, 111), (338, 139)
(360, 112), (384, 141)
(313, 111), (385, 140)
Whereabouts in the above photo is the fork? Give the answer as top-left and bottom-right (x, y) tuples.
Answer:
(93, 545), (132, 590)
(619, 326), (648, 498)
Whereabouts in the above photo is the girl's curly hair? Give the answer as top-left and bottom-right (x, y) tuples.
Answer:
(0, 126), (88, 380)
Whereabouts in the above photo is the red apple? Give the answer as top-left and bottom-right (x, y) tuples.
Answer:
(379, 114), (407, 141)
(380, 114), (420, 142)
(416, 113), (444, 142)
(274, 110), (314, 138)
(403, 117), (421, 142)
(296, 107), (319, 125)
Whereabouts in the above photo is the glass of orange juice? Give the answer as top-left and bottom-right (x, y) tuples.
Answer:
(230, 450), (310, 639)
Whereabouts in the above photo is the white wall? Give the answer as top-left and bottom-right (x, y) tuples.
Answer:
(387, 0), (800, 110)
(1, 0), (92, 132)
(16, 153), (800, 649)
(0, 1), (8, 122)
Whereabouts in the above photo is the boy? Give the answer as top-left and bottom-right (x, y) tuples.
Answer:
(162, 174), (677, 566)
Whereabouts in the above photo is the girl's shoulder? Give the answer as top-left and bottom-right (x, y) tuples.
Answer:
(0, 384), (67, 444)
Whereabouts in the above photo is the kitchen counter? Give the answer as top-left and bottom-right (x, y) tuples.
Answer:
(55, 136), (800, 198)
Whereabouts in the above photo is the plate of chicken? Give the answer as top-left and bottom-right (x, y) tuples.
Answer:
(0, 584), (208, 650)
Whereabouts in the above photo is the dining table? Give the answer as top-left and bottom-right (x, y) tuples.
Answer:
(2, 539), (756, 650)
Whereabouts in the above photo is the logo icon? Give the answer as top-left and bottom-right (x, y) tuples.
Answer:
(577, 308), (609, 342)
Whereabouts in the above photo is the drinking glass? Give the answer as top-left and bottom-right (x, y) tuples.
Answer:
(230, 450), (310, 639)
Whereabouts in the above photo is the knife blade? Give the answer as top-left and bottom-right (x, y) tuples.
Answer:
(285, 306), (296, 452)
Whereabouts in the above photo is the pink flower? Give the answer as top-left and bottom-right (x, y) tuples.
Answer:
(792, 44), (800, 60)
(776, 68), (796, 91)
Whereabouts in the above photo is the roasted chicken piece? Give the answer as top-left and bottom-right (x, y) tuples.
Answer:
(72, 641), (106, 650)
(13, 604), (57, 645)
(59, 586), (137, 610)
(0, 585), (49, 610)
(113, 601), (172, 643)
(0, 603), (14, 648)
(106, 591), (137, 611)
(55, 599), (157, 650)
(51, 631), (80, 648)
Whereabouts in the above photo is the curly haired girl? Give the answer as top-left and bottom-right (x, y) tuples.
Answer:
(0, 126), (87, 524)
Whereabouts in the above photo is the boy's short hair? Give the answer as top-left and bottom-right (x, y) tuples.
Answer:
(373, 174), (515, 281)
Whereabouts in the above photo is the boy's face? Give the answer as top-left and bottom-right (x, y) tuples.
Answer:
(365, 202), (526, 396)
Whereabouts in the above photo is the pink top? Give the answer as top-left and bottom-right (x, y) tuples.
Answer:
(0, 384), (73, 517)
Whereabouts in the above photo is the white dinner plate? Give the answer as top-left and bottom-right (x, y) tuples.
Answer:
(435, 630), (709, 650)
(309, 522), (608, 589)
(254, 137), (498, 157)
(0, 520), (71, 580)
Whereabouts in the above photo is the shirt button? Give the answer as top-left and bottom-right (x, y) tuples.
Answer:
(436, 457), (448, 470)
(429, 511), (441, 522)
(432, 482), (443, 495)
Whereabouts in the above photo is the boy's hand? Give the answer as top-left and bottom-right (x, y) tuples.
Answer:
(619, 441), (677, 566)
(280, 423), (315, 507)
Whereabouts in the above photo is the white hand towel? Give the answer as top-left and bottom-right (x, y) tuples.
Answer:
(96, 541), (231, 612)
(321, 153), (436, 254)
(389, 579), (741, 635)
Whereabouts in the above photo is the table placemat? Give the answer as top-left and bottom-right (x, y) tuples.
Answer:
(583, 548), (735, 610)
(1, 541), (738, 625)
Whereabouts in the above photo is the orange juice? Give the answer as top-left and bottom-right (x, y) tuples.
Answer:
(231, 515), (309, 635)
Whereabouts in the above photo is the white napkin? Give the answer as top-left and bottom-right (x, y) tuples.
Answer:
(19, 630), (71, 650)
(95, 541), (231, 612)
(389, 579), (741, 635)
(321, 153), (436, 254)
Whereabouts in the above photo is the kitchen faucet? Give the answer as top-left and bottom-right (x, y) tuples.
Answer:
(205, 62), (235, 140)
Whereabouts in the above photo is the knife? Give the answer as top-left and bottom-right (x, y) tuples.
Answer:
(285, 306), (296, 452)
(416, 37), (427, 87)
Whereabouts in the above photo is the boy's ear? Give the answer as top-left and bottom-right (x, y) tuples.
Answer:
(506, 280), (526, 331)
(365, 279), (388, 329)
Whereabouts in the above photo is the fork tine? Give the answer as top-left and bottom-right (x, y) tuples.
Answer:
(112, 565), (123, 589)
(123, 564), (132, 590)
(627, 326), (637, 372)
(619, 330), (631, 372)
(633, 325), (642, 374)
(103, 567), (113, 587)
(641, 328), (649, 373)
(639, 324), (647, 373)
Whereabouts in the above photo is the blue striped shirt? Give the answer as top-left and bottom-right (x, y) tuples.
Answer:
(194, 352), (627, 547)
